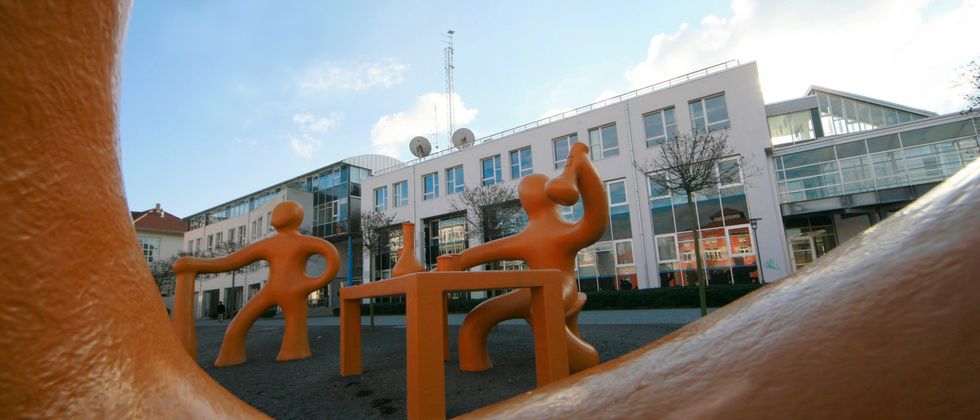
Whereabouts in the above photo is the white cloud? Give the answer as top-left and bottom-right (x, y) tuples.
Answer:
(298, 60), (408, 93)
(370, 93), (478, 159)
(289, 112), (342, 157)
(624, 0), (980, 114)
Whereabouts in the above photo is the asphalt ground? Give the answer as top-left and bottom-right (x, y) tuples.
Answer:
(196, 316), (685, 419)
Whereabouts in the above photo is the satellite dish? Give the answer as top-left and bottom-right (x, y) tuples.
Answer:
(409, 136), (431, 158)
(451, 128), (475, 149)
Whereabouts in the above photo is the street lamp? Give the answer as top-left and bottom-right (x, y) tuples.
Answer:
(749, 218), (765, 284)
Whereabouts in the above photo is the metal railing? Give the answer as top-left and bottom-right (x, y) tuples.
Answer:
(372, 59), (741, 176)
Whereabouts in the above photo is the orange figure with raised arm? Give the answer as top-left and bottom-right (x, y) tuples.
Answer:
(174, 201), (340, 367)
(457, 142), (607, 374)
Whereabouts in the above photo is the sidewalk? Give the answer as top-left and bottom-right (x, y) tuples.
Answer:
(196, 307), (717, 327)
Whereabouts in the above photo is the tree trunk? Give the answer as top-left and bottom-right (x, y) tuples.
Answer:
(687, 195), (708, 317)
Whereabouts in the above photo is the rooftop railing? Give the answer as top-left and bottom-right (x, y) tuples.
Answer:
(372, 59), (741, 176)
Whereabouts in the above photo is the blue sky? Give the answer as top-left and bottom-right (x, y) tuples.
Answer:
(120, 0), (979, 217)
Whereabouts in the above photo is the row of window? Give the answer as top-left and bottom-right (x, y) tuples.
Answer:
(186, 212), (273, 255)
(775, 119), (979, 203)
(644, 93), (730, 147)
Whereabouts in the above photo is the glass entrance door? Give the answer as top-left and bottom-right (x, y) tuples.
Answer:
(790, 236), (816, 271)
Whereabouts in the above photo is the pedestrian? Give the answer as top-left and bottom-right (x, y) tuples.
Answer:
(216, 301), (226, 322)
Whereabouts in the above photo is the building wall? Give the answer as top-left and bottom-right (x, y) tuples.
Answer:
(361, 62), (793, 288)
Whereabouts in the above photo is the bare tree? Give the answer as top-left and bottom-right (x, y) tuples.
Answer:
(961, 59), (980, 113)
(359, 210), (397, 328)
(638, 131), (740, 317)
(449, 184), (522, 243)
(360, 210), (397, 279)
(149, 254), (183, 297)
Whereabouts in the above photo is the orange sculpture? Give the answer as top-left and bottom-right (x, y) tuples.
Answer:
(4, 2), (980, 417)
(391, 222), (426, 277)
(174, 201), (340, 367)
(457, 142), (607, 374)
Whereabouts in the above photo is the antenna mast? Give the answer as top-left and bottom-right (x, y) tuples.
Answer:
(444, 29), (455, 145)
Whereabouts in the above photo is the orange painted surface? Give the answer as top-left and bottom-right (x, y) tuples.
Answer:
(461, 159), (980, 419)
(457, 142), (607, 374)
(340, 271), (569, 420)
(0, 1), (265, 416)
(173, 201), (340, 366)
(391, 222), (426, 277)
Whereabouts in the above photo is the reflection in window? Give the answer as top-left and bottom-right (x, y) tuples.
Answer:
(552, 134), (578, 169)
(422, 172), (439, 200)
(393, 181), (408, 207)
(446, 166), (464, 195)
(768, 110), (815, 145)
(481, 155), (503, 185)
(588, 124), (619, 160)
(690, 94), (730, 134)
(509, 147), (533, 179)
(644, 107), (679, 147)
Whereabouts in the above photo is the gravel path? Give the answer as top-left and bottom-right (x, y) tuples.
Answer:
(197, 322), (683, 419)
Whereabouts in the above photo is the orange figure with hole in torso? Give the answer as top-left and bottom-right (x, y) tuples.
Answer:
(457, 142), (607, 374)
(174, 201), (340, 367)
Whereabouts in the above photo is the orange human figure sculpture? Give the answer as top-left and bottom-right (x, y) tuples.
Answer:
(457, 142), (607, 374)
(174, 201), (340, 367)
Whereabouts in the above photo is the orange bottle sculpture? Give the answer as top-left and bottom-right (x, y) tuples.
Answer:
(391, 222), (426, 277)
(174, 201), (340, 367)
(4, 2), (980, 417)
(457, 142), (607, 374)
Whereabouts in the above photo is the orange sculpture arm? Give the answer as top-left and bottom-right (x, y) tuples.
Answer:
(457, 234), (524, 270)
(302, 239), (341, 292)
(553, 142), (608, 248)
(174, 244), (265, 275)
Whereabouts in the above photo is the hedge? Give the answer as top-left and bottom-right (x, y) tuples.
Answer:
(329, 284), (762, 316)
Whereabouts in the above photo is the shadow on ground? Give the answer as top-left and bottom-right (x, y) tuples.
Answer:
(198, 322), (682, 419)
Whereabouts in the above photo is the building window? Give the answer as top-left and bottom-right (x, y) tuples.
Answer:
(195, 238), (202, 254)
(649, 157), (759, 287)
(767, 110), (815, 145)
(553, 133), (578, 169)
(423, 215), (468, 271)
(187, 240), (193, 253)
(446, 166), (464, 195)
(587, 124), (619, 160)
(226, 229), (234, 245)
(510, 147), (533, 179)
(393, 181), (408, 207)
(481, 155), (503, 185)
(644, 107), (679, 147)
(206, 234), (214, 252)
(138, 236), (160, 263)
(374, 186), (388, 211)
(215, 231), (223, 245)
(423, 172), (439, 200)
(237, 226), (246, 244)
(690, 94), (730, 134)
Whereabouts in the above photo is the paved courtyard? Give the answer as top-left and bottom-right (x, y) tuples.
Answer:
(196, 309), (700, 418)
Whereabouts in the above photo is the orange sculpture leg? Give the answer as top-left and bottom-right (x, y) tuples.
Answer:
(174, 200), (341, 366)
(461, 159), (980, 419)
(458, 142), (605, 374)
(0, 1), (265, 416)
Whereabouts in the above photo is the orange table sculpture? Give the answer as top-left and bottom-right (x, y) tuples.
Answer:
(174, 201), (341, 366)
(339, 269), (570, 420)
(457, 142), (607, 374)
(3, 2), (980, 417)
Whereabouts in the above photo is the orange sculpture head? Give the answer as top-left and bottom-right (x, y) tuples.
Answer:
(272, 201), (304, 231)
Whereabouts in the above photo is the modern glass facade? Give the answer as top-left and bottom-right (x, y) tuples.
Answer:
(423, 215), (467, 271)
(768, 109), (816, 145)
(814, 90), (927, 137)
(776, 119), (979, 204)
(649, 159), (759, 287)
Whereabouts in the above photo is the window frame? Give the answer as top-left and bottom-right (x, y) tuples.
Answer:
(374, 186), (388, 211)
(644, 107), (679, 147)
(509, 146), (533, 179)
(481, 155), (503, 185)
(587, 123), (619, 160)
(422, 172), (440, 201)
(689, 93), (731, 134)
(393, 181), (409, 208)
(446, 165), (465, 195)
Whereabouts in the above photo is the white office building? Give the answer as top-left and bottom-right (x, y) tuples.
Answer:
(361, 61), (794, 292)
